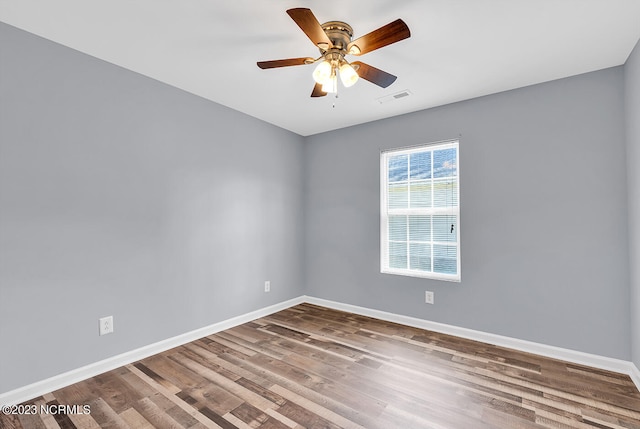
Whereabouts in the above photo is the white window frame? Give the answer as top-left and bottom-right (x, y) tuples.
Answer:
(380, 140), (461, 282)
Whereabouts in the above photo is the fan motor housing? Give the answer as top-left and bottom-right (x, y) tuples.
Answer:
(320, 21), (353, 52)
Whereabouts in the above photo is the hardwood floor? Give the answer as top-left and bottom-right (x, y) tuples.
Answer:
(2, 303), (639, 429)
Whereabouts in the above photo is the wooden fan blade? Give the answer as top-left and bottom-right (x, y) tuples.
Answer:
(311, 82), (327, 97)
(352, 61), (397, 88)
(347, 19), (410, 56)
(287, 8), (333, 49)
(257, 58), (313, 69)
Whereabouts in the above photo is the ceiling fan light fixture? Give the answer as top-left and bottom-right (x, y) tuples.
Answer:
(258, 9), (411, 98)
(312, 60), (332, 84)
(339, 63), (359, 87)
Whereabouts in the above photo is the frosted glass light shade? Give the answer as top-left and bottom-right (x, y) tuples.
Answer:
(339, 63), (359, 87)
(312, 61), (332, 84)
(321, 76), (337, 93)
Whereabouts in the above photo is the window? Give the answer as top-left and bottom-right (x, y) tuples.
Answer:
(380, 140), (460, 281)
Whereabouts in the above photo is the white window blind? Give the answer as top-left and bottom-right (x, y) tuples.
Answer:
(381, 140), (460, 281)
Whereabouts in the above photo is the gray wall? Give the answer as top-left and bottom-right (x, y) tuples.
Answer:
(0, 23), (305, 393)
(304, 67), (631, 359)
(626, 39), (640, 369)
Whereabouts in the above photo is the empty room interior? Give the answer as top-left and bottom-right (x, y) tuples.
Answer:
(1, 1), (640, 428)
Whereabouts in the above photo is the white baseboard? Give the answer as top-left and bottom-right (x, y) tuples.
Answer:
(2, 294), (638, 406)
(303, 296), (640, 393)
(631, 362), (640, 391)
(0, 296), (305, 406)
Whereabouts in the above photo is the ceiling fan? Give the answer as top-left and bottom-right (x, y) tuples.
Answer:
(257, 8), (411, 97)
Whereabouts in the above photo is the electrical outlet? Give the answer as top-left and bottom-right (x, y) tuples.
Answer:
(99, 316), (114, 336)
(264, 281), (271, 292)
(425, 291), (434, 305)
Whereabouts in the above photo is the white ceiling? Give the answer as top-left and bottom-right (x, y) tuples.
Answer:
(1, 0), (639, 136)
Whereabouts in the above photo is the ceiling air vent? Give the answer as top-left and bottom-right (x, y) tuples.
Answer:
(376, 90), (412, 104)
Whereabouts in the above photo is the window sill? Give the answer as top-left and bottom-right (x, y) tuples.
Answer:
(381, 268), (461, 282)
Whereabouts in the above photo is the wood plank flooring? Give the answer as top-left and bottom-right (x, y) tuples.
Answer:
(2, 303), (640, 428)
